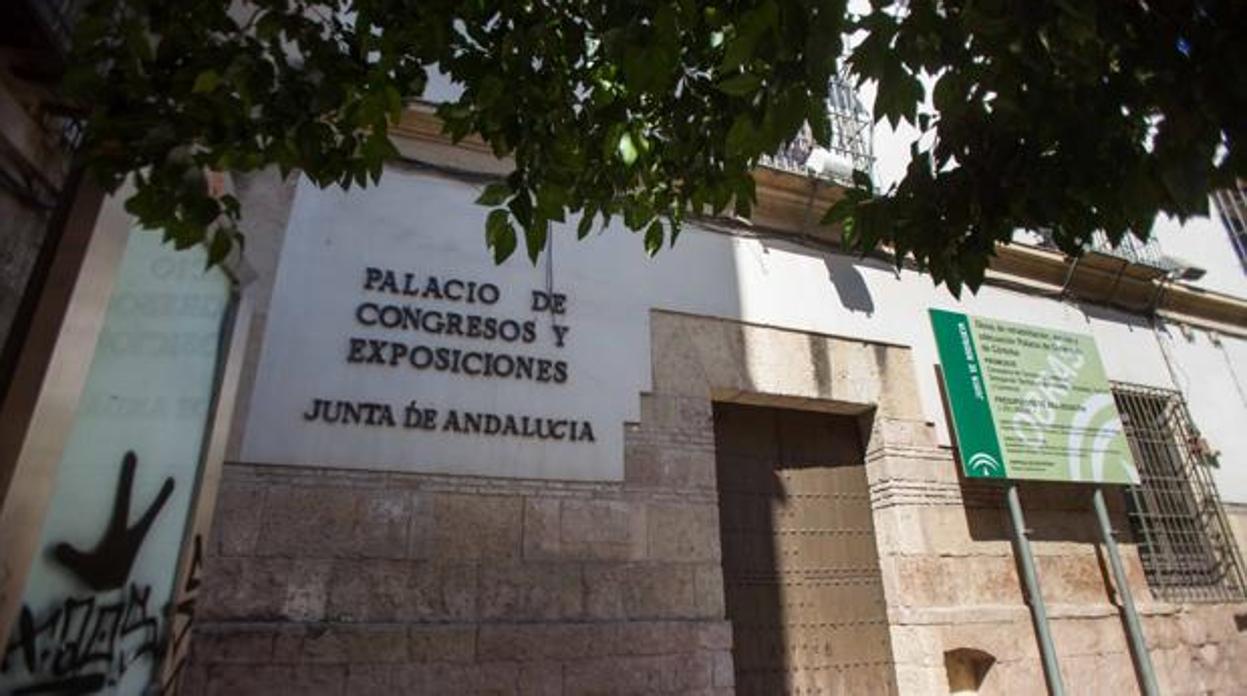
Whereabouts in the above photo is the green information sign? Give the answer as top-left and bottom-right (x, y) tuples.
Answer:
(930, 309), (1140, 484)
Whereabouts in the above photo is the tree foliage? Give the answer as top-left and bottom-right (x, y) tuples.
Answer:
(68, 0), (1246, 294)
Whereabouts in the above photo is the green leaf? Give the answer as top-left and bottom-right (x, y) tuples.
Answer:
(476, 182), (511, 206)
(125, 20), (153, 62)
(733, 175), (755, 218)
(644, 220), (664, 255)
(807, 96), (832, 147)
(932, 73), (965, 117)
(485, 209), (517, 263)
(720, 0), (778, 70)
(617, 132), (639, 166)
(577, 207), (596, 239)
(508, 191), (533, 229)
(720, 36), (756, 71)
(536, 185), (568, 222)
(667, 216), (683, 246)
(524, 222), (548, 263)
(192, 70), (221, 94)
(384, 85), (404, 122)
(717, 73), (763, 97)
(874, 60), (922, 129)
(206, 227), (232, 268)
(820, 196), (857, 226)
(219, 194), (241, 217)
(851, 169), (873, 192)
(726, 114), (757, 159)
(623, 198), (653, 230)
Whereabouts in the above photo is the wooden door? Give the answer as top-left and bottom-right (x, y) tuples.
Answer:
(714, 403), (895, 695)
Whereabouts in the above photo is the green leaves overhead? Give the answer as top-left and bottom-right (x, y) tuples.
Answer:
(71, 0), (838, 267)
(830, 0), (1247, 296)
(68, 0), (1247, 296)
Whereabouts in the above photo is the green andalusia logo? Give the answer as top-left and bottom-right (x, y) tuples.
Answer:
(967, 451), (1004, 477)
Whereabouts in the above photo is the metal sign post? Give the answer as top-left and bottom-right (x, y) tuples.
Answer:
(1006, 485), (1066, 696)
(930, 310), (1154, 695)
(1091, 487), (1159, 696)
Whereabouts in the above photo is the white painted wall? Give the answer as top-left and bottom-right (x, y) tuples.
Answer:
(1150, 212), (1247, 299)
(243, 168), (1247, 502)
(1151, 324), (1247, 501)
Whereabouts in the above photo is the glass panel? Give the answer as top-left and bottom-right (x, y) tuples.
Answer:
(1, 230), (231, 693)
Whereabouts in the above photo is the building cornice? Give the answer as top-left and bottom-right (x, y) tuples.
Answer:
(392, 105), (1247, 335)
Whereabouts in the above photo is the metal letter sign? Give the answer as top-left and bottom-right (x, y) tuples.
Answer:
(929, 309), (1140, 484)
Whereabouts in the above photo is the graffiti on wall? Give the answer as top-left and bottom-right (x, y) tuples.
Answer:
(1, 451), (176, 694)
(54, 452), (174, 592)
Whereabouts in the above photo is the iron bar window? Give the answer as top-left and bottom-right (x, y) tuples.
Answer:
(1113, 383), (1247, 603)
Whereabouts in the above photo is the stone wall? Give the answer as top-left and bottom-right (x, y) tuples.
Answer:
(181, 314), (737, 694)
(179, 175), (743, 696)
(872, 423), (1247, 694)
(650, 311), (1246, 694)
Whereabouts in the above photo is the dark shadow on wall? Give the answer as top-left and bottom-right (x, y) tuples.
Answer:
(749, 236), (880, 316)
(1076, 300), (1155, 335)
(823, 254), (875, 316)
(714, 403), (788, 695)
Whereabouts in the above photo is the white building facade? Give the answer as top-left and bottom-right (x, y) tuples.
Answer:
(165, 103), (1247, 695)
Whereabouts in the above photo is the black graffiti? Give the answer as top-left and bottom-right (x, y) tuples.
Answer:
(2, 450), (178, 693)
(0, 583), (163, 694)
(160, 535), (203, 695)
(53, 451), (175, 592)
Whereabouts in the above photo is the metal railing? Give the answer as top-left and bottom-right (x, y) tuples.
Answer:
(759, 73), (874, 188)
(1113, 383), (1247, 603)
(1086, 230), (1169, 269)
(1032, 227), (1174, 273)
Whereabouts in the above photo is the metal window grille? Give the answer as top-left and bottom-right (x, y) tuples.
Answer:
(1112, 383), (1247, 603)
(1212, 182), (1247, 273)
